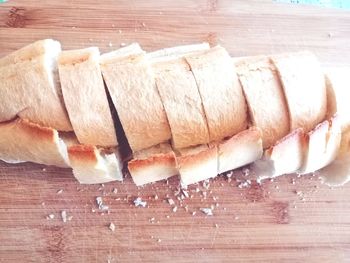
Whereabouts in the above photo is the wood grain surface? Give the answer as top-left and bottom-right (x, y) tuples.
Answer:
(0, 0), (350, 262)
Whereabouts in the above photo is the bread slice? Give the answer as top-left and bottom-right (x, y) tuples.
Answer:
(152, 57), (210, 149)
(0, 118), (69, 167)
(324, 67), (350, 130)
(318, 129), (350, 186)
(146, 43), (210, 60)
(253, 128), (307, 180)
(298, 115), (341, 175)
(68, 144), (123, 184)
(218, 127), (263, 174)
(128, 143), (178, 186)
(100, 44), (172, 152)
(0, 39), (72, 131)
(176, 144), (217, 186)
(185, 46), (248, 142)
(58, 47), (117, 146)
(235, 56), (290, 148)
(271, 51), (327, 132)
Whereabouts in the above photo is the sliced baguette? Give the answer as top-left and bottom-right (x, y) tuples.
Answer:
(185, 46), (248, 142)
(298, 115), (341, 175)
(0, 118), (69, 167)
(152, 57), (210, 149)
(58, 47), (117, 147)
(253, 128), (307, 180)
(176, 144), (217, 186)
(271, 51), (327, 132)
(100, 44), (171, 152)
(128, 143), (178, 186)
(235, 56), (290, 148)
(68, 144), (123, 184)
(218, 127), (263, 174)
(0, 39), (72, 131)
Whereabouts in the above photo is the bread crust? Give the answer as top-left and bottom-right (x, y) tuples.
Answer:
(152, 57), (210, 149)
(58, 47), (117, 146)
(271, 51), (327, 133)
(236, 56), (290, 148)
(185, 46), (248, 142)
(101, 45), (171, 151)
(0, 118), (69, 167)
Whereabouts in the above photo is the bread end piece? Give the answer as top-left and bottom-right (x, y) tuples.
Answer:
(0, 118), (69, 167)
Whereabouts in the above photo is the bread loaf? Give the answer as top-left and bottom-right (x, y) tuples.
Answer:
(0, 39), (347, 187)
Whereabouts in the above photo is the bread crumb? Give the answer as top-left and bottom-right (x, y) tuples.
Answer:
(57, 189), (63, 194)
(109, 222), (116, 232)
(61, 210), (67, 223)
(120, 43), (126, 47)
(134, 197), (147, 207)
(108, 42), (113, 47)
(96, 197), (109, 211)
(172, 206), (178, 213)
(47, 214), (55, 220)
(214, 224), (219, 228)
(112, 188), (118, 194)
(154, 194), (159, 200)
(200, 208), (213, 216)
(167, 198), (175, 206)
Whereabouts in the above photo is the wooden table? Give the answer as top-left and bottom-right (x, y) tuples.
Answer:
(0, 1), (350, 262)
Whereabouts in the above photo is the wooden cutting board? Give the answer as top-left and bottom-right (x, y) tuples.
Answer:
(1, 1), (350, 262)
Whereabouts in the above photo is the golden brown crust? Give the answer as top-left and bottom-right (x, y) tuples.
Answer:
(128, 152), (176, 171)
(68, 145), (98, 163)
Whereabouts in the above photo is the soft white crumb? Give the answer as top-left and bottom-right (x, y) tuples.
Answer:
(200, 208), (213, 216)
(134, 197), (147, 208)
(109, 222), (116, 232)
(61, 210), (67, 223)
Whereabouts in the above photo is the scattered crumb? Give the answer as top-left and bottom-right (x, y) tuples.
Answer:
(157, 239), (161, 243)
(108, 42), (113, 47)
(235, 216), (239, 220)
(120, 42), (126, 47)
(118, 29), (122, 34)
(242, 168), (250, 176)
(134, 197), (147, 208)
(200, 208), (213, 216)
(154, 194), (159, 200)
(172, 206), (178, 213)
(167, 198), (175, 206)
(96, 197), (109, 211)
(238, 180), (251, 188)
(61, 210), (67, 223)
(192, 211), (196, 216)
(42, 168), (47, 172)
(57, 189), (63, 194)
(112, 188), (118, 194)
(214, 224), (219, 228)
(46, 214), (55, 220)
(109, 222), (116, 232)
